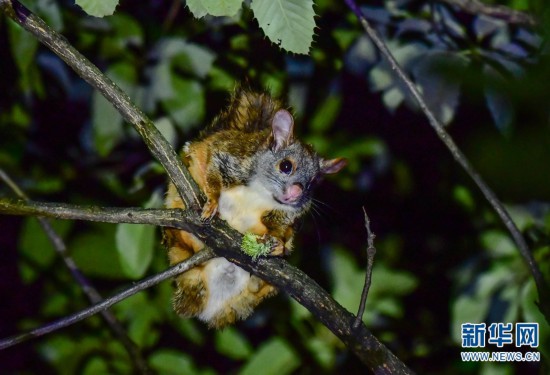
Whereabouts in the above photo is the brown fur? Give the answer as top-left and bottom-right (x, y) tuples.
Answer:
(164, 87), (345, 328)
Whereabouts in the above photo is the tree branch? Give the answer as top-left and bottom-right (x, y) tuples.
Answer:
(0, 1), (416, 372)
(344, 0), (550, 322)
(0, 195), (414, 372)
(0, 0), (202, 211)
(0, 170), (151, 374)
(0, 249), (216, 350)
(437, 0), (537, 27)
(0, 198), (202, 232)
(353, 208), (377, 329)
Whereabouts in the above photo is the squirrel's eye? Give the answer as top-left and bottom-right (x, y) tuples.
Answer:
(279, 159), (293, 175)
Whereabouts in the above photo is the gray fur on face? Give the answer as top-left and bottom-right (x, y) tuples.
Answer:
(251, 141), (322, 209)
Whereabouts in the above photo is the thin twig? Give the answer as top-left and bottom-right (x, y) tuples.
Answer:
(0, 170), (151, 374)
(344, 0), (550, 323)
(0, 1), (416, 371)
(353, 208), (377, 329)
(0, 198), (414, 372)
(0, 248), (215, 350)
(437, 0), (537, 27)
(0, 0), (202, 211)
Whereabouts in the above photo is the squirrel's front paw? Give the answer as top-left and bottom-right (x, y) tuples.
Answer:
(269, 238), (287, 257)
(201, 200), (218, 222)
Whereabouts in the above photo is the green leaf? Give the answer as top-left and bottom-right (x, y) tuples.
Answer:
(70, 223), (125, 279)
(193, 0), (243, 17)
(215, 327), (253, 360)
(76, 0), (119, 17)
(484, 65), (515, 135)
(18, 218), (72, 283)
(151, 40), (216, 95)
(35, 0), (64, 31)
(239, 338), (300, 375)
(521, 280), (550, 360)
(82, 357), (109, 375)
(310, 95), (342, 133)
(92, 63), (137, 156)
(481, 230), (517, 257)
(330, 247), (417, 323)
(7, 22), (39, 75)
(453, 185), (475, 212)
(185, 0), (209, 18)
(149, 350), (202, 375)
(451, 294), (491, 342)
(100, 14), (144, 59)
(413, 51), (465, 125)
(115, 294), (162, 347)
(115, 192), (161, 278)
(115, 223), (155, 279)
(155, 117), (177, 146)
(251, 0), (316, 54)
(161, 78), (205, 131)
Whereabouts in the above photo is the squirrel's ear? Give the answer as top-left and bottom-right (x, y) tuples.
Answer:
(320, 157), (347, 174)
(271, 109), (294, 151)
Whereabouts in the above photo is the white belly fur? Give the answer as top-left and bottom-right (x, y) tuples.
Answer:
(200, 181), (279, 320)
(218, 180), (282, 233)
(198, 257), (250, 322)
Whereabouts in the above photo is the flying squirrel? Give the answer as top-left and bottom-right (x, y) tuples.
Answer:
(163, 86), (346, 328)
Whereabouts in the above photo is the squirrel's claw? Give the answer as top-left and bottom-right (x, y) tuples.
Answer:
(201, 200), (218, 222)
(269, 238), (286, 257)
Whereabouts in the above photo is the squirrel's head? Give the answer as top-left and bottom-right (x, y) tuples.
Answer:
(253, 109), (347, 211)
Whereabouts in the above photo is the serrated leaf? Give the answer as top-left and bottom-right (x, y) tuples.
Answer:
(239, 338), (299, 375)
(185, 0), (209, 18)
(195, 0), (243, 17)
(251, 0), (316, 54)
(76, 0), (119, 17)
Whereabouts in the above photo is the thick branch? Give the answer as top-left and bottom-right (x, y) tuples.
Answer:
(0, 198), (200, 231)
(0, 1), (415, 371)
(345, 0), (550, 322)
(0, 197), (413, 372)
(438, 0), (537, 27)
(0, 0), (201, 211)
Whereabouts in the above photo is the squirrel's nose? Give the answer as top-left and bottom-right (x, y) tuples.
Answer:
(282, 183), (303, 203)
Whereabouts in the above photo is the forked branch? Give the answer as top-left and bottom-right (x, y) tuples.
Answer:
(0, 0), (413, 372)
